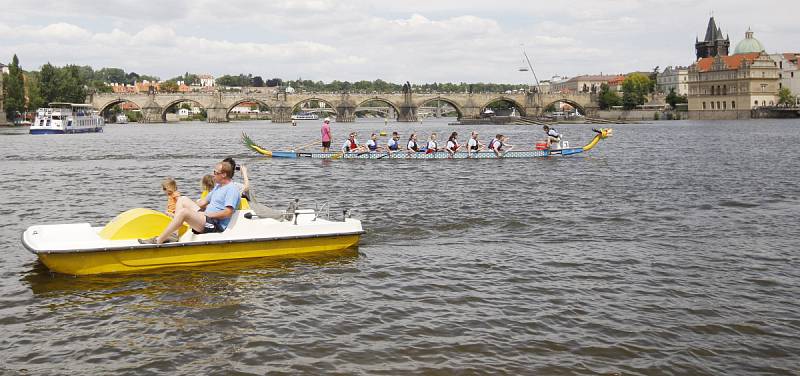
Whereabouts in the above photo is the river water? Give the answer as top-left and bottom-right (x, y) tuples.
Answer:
(0, 118), (798, 375)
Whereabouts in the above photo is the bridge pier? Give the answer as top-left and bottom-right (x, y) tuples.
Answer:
(271, 103), (292, 123)
(335, 104), (355, 122)
(140, 97), (164, 123)
(460, 96), (481, 119)
(206, 99), (228, 123)
(398, 105), (418, 122)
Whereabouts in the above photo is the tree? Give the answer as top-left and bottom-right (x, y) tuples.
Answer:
(665, 88), (688, 109)
(57, 65), (87, 103)
(160, 81), (179, 93)
(24, 72), (45, 111)
(621, 73), (652, 110)
(4, 54), (25, 120)
(777, 88), (795, 107)
(598, 83), (622, 110)
(38, 63), (58, 104)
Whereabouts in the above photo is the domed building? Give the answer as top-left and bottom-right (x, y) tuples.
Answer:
(734, 29), (766, 55)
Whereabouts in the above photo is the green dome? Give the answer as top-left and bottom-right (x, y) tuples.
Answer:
(734, 29), (765, 54)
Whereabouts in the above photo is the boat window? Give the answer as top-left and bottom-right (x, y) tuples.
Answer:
(52, 115), (61, 120)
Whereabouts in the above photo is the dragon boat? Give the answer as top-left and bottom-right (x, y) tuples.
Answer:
(242, 128), (612, 159)
(22, 201), (364, 276)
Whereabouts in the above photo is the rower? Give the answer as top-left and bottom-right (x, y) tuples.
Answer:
(426, 133), (439, 154)
(341, 132), (361, 153)
(387, 132), (400, 153)
(407, 133), (420, 152)
(467, 131), (483, 157)
(488, 134), (504, 157)
(445, 131), (460, 157)
(366, 133), (380, 152)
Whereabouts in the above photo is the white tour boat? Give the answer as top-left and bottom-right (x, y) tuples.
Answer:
(291, 112), (320, 120)
(115, 114), (129, 124)
(30, 103), (105, 134)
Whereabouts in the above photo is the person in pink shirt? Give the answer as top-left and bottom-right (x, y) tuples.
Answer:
(321, 117), (332, 152)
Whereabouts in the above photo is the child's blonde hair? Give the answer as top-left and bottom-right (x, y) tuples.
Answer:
(200, 174), (214, 191)
(162, 177), (178, 193)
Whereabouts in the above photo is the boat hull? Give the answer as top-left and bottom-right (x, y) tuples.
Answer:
(29, 127), (103, 135)
(283, 149), (584, 159)
(35, 234), (361, 275)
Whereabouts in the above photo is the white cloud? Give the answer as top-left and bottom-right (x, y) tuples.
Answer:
(0, 0), (798, 83)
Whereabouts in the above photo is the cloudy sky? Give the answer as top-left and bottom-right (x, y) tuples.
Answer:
(0, 0), (797, 84)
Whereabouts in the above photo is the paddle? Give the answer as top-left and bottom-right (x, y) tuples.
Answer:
(292, 140), (319, 151)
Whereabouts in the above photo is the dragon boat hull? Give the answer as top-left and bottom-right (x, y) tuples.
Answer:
(23, 208), (364, 276)
(242, 129), (612, 160)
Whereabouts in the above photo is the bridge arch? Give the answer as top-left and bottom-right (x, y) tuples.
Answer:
(225, 98), (273, 121)
(354, 97), (401, 120)
(161, 99), (207, 122)
(291, 97), (338, 117)
(98, 99), (142, 123)
(418, 97), (464, 118)
(481, 96), (527, 116)
(542, 98), (587, 116)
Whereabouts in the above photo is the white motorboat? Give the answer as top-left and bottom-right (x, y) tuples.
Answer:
(30, 103), (104, 134)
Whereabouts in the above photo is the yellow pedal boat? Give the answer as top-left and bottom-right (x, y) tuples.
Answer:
(22, 206), (364, 276)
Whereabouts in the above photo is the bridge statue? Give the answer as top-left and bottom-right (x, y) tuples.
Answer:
(89, 89), (599, 124)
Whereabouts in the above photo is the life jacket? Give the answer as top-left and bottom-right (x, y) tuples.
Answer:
(388, 139), (399, 150)
(470, 139), (479, 151)
(489, 138), (503, 151)
(348, 139), (358, 151)
(368, 140), (378, 151)
(408, 140), (419, 151)
(447, 140), (459, 151)
(427, 140), (437, 150)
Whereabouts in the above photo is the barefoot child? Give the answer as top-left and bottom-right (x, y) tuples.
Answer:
(162, 177), (181, 217)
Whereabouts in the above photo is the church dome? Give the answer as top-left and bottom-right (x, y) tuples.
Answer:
(734, 29), (765, 55)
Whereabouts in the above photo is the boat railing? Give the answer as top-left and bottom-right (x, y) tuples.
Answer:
(313, 201), (331, 221)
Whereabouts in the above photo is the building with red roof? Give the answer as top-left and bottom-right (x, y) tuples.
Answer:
(688, 36), (780, 120)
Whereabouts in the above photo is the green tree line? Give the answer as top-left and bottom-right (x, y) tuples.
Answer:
(2, 55), (159, 119)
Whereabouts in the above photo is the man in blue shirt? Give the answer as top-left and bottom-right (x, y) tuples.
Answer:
(140, 161), (241, 244)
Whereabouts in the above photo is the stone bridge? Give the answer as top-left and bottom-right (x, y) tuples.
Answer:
(88, 91), (598, 123)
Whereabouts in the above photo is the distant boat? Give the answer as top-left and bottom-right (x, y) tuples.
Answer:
(116, 114), (129, 124)
(30, 103), (104, 134)
(291, 112), (319, 120)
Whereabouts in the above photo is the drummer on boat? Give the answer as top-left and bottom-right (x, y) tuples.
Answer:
(543, 125), (562, 149)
